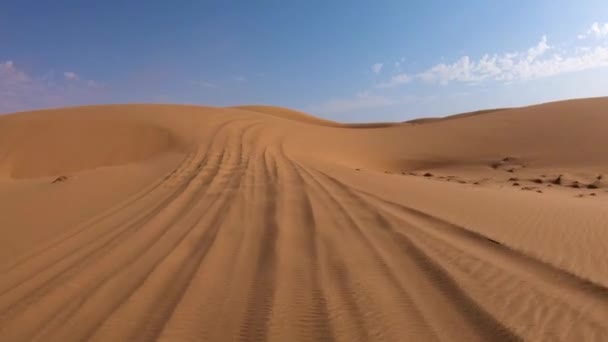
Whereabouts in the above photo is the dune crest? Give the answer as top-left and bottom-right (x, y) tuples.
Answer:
(0, 116), (181, 179)
(1, 98), (608, 341)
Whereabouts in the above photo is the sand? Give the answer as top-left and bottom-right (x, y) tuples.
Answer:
(1, 97), (608, 341)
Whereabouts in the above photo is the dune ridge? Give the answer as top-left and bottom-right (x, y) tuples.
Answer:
(1, 98), (608, 341)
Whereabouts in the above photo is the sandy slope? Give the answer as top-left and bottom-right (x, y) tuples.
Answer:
(1, 98), (608, 341)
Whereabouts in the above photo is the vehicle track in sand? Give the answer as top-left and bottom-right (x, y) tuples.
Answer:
(2, 118), (608, 341)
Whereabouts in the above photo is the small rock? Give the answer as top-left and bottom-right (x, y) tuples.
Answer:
(486, 237), (501, 245)
(552, 175), (562, 185)
(52, 176), (68, 184)
(423, 173), (433, 177)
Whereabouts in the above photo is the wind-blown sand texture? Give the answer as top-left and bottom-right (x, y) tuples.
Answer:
(1, 97), (608, 341)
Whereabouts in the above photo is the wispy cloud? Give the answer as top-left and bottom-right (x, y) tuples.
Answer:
(308, 91), (396, 114)
(379, 32), (608, 86)
(234, 76), (247, 82)
(314, 23), (608, 116)
(578, 22), (608, 40)
(371, 63), (383, 74)
(375, 73), (411, 88)
(418, 36), (608, 85)
(63, 71), (80, 81)
(0, 61), (104, 113)
(526, 35), (550, 62)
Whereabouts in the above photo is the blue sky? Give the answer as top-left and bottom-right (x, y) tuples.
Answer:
(1, 1), (608, 121)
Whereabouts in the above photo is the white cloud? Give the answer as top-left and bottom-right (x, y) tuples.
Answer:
(235, 76), (247, 82)
(63, 71), (80, 81)
(579, 22), (608, 39)
(418, 56), (478, 84)
(417, 35), (608, 85)
(371, 63), (383, 74)
(308, 91), (396, 114)
(375, 73), (412, 88)
(313, 23), (608, 116)
(526, 35), (550, 61)
(0, 61), (104, 113)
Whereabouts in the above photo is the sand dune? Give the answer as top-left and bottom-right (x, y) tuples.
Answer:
(1, 98), (608, 341)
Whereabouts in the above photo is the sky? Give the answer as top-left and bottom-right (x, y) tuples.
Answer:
(1, 1), (608, 122)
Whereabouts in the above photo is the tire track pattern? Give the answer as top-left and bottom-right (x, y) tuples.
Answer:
(2, 119), (608, 341)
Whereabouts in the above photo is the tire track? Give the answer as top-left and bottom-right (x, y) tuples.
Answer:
(307, 168), (521, 341)
(287, 159), (373, 342)
(0, 150), (207, 317)
(1, 119), (235, 275)
(0, 121), (255, 341)
(302, 163), (468, 341)
(44, 121), (260, 341)
(1, 153), (218, 339)
(154, 123), (266, 342)
(0, 152), (189, 276)
(7, 112), (605, 341)
(238, 136), (279, 342)
(82, 140), (252, 342)
(313, 167), (608, 340)
(0, 144), (218, 302)
(138, 122), (260, 342)
(265, 144), (334, 341)
(346, 173), (608, 313)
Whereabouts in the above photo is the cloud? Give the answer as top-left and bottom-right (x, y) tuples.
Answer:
(579, 22), (608, 39)
(0, 61), (104, 113)
(526, 35), (550, 61)
(418, 56), (479, 84)
(308, 91), (397, 114)
(235, 76), (247, 82)
(63, 71), (80, 81)
(376, 37), (551, 87)
(371, 63), (383, 74)
(417, 35), (608, 85)
(313, 23), (608, 116)
(375, 73), (412, 88)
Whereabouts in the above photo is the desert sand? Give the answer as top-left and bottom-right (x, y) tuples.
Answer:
(1, 97), (608, 341)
